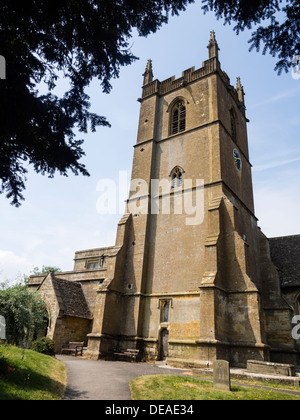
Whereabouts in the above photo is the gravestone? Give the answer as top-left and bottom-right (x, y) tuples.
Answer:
(0, 56), (6, 80)
(0, 315), (6, 340)
(213, 360), (231, 391)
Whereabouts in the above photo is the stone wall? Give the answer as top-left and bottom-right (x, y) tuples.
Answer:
(53, 316), (92, 353)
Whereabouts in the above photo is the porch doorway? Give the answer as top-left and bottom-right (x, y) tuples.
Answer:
(159, 328), (169, 361)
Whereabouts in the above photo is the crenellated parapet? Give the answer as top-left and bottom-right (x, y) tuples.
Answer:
(141, 58), (220, 99)
(141, 32), (246, 115)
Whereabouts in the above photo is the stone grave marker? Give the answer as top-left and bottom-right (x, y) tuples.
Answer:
(0, 315), (6, 340)
(213, 360), (231, 391)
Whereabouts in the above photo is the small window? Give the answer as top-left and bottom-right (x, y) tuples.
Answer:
(161, 301), (170, 323)
(230, 109), (237, 143)
(171, 101), (186, 135)
(87, 261), (100, 270)
(170, 166), (184, 189)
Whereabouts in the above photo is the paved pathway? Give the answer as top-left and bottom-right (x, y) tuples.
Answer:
(57, 355), (188, 400)
(57, 356), (300, 400)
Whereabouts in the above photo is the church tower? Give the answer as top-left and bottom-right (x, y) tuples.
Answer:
(28, 32), (299, 367)
(98, 31), (269, 367)
(85, 32), (298, 367)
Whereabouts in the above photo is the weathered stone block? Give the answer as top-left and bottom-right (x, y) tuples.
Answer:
(247, 360), (296, 377)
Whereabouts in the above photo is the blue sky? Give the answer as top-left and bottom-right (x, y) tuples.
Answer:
(0, 2), (299, 281)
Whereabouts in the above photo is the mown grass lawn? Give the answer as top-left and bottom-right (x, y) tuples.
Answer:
(0, 344), (66, 400)
(130, 375), (300, 401)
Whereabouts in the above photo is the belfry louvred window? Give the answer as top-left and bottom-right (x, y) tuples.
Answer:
(171, 166), (184, 188)
(171, 101), (186, 135)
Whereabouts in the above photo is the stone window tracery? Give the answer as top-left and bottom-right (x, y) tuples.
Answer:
(171, 100), (186, 135)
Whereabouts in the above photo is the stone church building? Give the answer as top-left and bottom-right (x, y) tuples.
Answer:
(29, 33), (300, 368)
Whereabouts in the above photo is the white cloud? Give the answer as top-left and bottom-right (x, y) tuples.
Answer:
(0, 250), (33, 283)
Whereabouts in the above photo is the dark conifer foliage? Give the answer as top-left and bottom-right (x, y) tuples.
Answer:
(202, 0), (300, 74)
(0, 1), (298, 206)
(0, 0), (194, 206)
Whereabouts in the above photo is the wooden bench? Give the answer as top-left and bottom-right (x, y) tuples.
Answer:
(113, 349), (140, 362)
(61, 342), (85, 357)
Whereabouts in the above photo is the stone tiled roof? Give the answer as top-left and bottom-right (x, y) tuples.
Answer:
(50, 273), (92, 319)
(269, 235), (300, 288)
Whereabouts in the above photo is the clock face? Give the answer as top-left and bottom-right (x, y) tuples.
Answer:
(233, 149), (242, 171)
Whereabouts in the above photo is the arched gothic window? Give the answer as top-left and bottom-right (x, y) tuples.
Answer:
(170, 166), (184, 188)
(171, 100), (186, 135)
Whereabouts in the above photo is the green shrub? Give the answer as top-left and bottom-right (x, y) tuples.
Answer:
(0, 284), (48, 347)
(31, 337), (55, 356)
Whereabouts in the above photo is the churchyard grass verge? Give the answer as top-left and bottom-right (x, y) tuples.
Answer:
(0, 344), (66, 400)
(130, 375), (300, 401)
